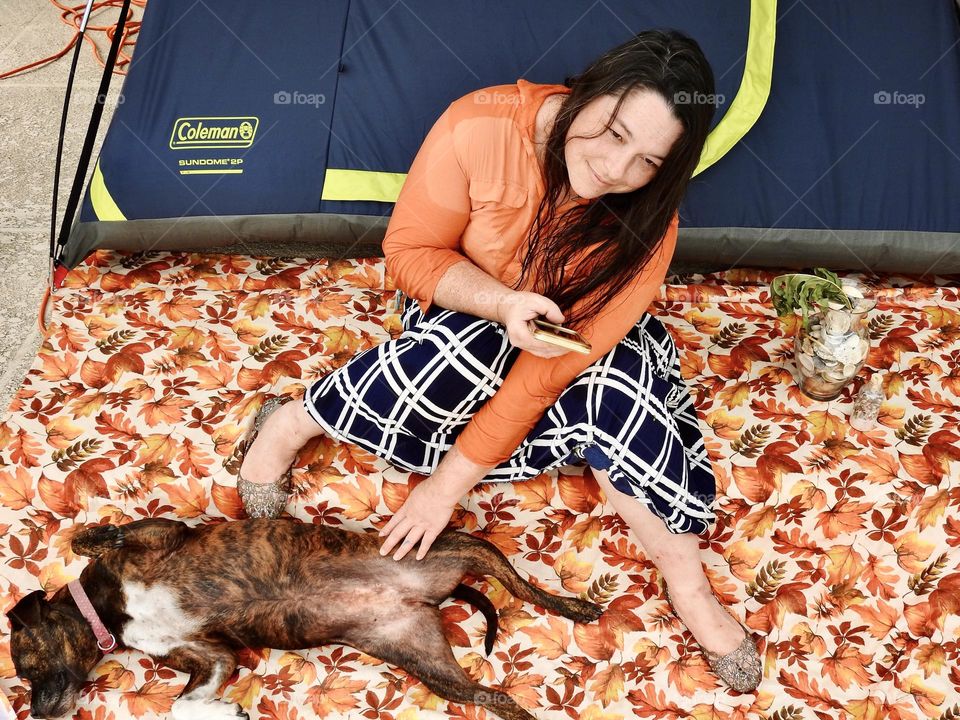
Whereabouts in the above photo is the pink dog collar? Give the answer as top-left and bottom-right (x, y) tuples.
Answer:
(67, 580), (116, 652)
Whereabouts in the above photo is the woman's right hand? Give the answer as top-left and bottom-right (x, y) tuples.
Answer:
(496, 290), (571, 358)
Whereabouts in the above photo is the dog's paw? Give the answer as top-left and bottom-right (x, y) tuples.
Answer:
(563, 597), (604, 624)
(72, 524), (125, 558)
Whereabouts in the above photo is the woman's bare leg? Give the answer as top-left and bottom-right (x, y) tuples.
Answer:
(592, 468), (746, 655)
(239, 400), (326, 484)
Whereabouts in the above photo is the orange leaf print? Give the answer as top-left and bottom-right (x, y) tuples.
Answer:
(514, 473), (554, 511)
(900, 453), (938, 484)
(893, 532), (934, 573)
(120, 679), (177, 716)
(625, 683), (687, 717)
(306, 671), (366, 718)
(80, 357), (109, 388)
(666, 654), (718, 697)
(158, 475), (209, 518)
(497, 671), (544, 709)
(194, 360), (234, 390)
(568, 515), (602, 550)
(329, 474), (380, 520)
(557, 474), (603, 513)
(211, 481), (245, 520)
(224, 671), (264, 709)
(917, 489), (949, 530)
(731, 465), (775, 504)
(807, 410), (848, 444)
(140, 395), (192, 427)
(45, 416), (84, 450)
(821, 645), (873, 690)
(778, 670), (840, 712)
(458, 651), (495, 683)
(39, 352), (79, 382)
(38, 475), (81, 517)
(276, 652), (317, 685)
(589, 662), (625, 705)
(520, 616), (571, 660)
(825, 544), (866, 585)
(599, 595), (645, 647)
(740, 505), (776, 539)
(90, 659), (135, 692)
(0, 466), (35, 510)
(6, 427), (43, 467)
(381, 475), (426, 513)
(65, 458), (113, 508)
(851, 598), (899, 640)
(856, 448), (900, 483)
(477, 520), (524, 556)
(705, 408), (745, 440)
(718, 381), (751, 408)
(103, 343), (150, 382)
(914, 642), (946, 678)
(177, 437), (214, 478)
(138, 433), (179, 466)
(723, 540), (763, 581)
(862, 553), (899, 601)
(554, 550), (593, 593)
(815, 499), (872, 539)
(896, 674), (945, 717)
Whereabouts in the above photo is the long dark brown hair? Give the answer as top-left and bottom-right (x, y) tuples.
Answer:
(512, 29), (716, 331)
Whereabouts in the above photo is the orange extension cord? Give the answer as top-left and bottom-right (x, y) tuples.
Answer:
(0, 0), (144, 80)
(0, 1), (146, 333)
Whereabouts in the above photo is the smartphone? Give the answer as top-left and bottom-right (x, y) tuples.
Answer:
(531, 317), (592, 354)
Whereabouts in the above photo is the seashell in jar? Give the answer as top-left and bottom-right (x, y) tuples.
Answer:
(841, 362), (857, 376)
(823, 366), (849, 382)
(824, 309), (852, 335)
(842, 284), (864, 299)
(831, 335), (863, 364)
(798, 352), (816, 373)
(813, 340), (838, 362)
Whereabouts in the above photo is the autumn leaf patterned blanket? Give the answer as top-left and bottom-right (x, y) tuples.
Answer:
(1, 250), (959, 720)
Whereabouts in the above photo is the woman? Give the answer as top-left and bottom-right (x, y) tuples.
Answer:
(236, 30), (761, 692)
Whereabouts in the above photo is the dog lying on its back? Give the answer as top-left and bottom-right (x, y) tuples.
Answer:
(8, 518), (602, 720)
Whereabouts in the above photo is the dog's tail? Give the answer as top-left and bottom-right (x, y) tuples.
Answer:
(451, 583), (498, 656)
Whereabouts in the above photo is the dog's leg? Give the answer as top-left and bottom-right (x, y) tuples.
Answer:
(436, 534), (603, 623)
(345, 608), (536, 720)
(72, 519), (188, 558)
(163, 643), (247, 720)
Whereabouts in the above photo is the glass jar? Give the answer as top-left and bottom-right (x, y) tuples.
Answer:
(793, 279), (876, 401)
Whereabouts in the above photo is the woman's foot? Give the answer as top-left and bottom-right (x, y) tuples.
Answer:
(236, 397), (301, 518)
(665, 585), (762, 692)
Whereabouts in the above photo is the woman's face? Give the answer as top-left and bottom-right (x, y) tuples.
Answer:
(565, 88), (684, 198)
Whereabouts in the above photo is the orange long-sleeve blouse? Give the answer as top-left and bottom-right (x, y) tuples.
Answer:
(382, 79), (678, 467)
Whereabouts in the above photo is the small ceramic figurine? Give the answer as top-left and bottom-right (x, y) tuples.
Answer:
(850, 372), (884, 430)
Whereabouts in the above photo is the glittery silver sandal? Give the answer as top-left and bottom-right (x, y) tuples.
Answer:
(666, 589), (762, 692)
(236, 396), (294, 519)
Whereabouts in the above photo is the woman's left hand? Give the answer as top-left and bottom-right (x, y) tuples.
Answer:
(379, 443), (493, 561)
(379, 478), (460, 561)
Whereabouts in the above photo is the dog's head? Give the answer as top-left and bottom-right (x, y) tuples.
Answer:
(7, 589), (101, 719)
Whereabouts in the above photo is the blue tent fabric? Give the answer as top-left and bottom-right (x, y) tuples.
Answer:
(66, 0), (960, 272)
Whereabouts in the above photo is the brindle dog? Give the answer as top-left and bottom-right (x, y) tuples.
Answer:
(8, 518), (602, 720)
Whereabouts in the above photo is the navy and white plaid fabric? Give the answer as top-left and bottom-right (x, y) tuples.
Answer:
(304, 290), (716, 534)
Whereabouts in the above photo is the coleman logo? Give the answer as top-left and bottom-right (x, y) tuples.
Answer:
(169, 117), (259, 149)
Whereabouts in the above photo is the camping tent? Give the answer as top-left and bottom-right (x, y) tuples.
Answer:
(55, 0), (960, 278)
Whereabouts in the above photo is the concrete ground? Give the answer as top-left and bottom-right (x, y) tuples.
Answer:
(0, 1), (144, 411)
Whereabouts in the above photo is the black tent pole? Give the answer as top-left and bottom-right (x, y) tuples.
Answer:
(49, 0), (132, 291)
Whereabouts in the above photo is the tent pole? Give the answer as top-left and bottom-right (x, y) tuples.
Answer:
(49, 0), (132, 292)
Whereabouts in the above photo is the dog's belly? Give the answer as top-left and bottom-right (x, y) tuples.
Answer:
(120, 580), (200, 656)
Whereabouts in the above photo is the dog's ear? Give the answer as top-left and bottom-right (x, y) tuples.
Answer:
(7, 590), (49, 630)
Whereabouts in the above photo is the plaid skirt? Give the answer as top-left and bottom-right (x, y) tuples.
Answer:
(303, 290), (716, 535)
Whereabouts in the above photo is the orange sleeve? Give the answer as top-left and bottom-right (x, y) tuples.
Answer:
(454, 213), (679, 467)
(382, 102), (473, 317)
